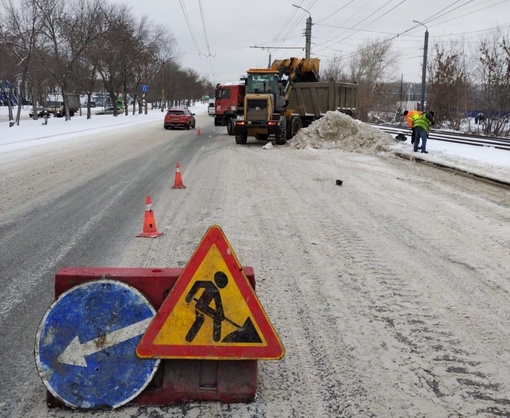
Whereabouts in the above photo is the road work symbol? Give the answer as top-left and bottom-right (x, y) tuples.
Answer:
(136, 225), (285, 360)
(184, 271), (261, 343)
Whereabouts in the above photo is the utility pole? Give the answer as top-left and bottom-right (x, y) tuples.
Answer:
(161, 62), (165, 112)
(292, 4), (312, 59)
(305, 15), (312, 59)
(398, 73), (404, 123)
(413, 20), (429, 112)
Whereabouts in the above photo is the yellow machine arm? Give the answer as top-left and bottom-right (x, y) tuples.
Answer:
(270, 57), (320, 83)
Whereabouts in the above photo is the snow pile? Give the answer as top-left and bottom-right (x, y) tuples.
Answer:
(289, 110), (395, 152)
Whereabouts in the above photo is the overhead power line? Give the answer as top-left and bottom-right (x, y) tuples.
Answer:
(178, 0), (207, 75)
(314, 0), (407, 54)
(198, 0), (215, 79)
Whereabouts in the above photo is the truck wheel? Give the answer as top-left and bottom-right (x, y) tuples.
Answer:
(235, 134), (247, 144)
(274, 117), (287, 145)
(227, 118), (235, 135)
(288, 116), (302, 139)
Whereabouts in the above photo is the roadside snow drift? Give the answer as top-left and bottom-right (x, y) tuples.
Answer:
(289, 110), (395, 152)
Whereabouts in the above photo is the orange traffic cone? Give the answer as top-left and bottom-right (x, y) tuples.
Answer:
(172, 162), (186, 189)
(196, 127), (201, 135)
(137, 196), (164, 238)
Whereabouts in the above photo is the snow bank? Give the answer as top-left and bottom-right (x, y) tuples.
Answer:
(289, 110), (395, 152)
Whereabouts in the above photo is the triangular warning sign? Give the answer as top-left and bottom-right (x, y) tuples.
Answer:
(137, 225), (285, 360)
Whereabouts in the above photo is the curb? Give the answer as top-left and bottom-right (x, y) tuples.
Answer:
(394, 151), (510, 189)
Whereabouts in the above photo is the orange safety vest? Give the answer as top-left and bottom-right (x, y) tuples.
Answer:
(406, 110), (422, 128)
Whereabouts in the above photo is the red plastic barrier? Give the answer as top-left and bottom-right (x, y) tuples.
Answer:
(48, 266), (257, 407)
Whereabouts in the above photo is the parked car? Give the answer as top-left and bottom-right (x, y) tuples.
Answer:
(95, 107), (116, 115)
(28, 106), (46, 118)
(164, 107), (196, 130)
(208, 101), (215, 116)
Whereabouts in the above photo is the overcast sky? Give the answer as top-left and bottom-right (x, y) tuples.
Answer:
(106, 0), (510, 85)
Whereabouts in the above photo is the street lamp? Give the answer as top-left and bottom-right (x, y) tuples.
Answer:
(292, 4), (312, 59)
(413, 20), (429, 111)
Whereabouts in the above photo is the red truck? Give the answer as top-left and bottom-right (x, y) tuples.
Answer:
(213, 82), (245, 135)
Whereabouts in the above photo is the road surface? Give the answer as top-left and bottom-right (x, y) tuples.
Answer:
(1, 111), (509, 417)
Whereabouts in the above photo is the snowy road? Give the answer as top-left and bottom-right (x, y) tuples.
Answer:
(1, 111), (510, 417)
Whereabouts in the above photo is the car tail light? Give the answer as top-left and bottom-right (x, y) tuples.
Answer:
(267, 121), (277, 126)
(236, 121), (246, 126)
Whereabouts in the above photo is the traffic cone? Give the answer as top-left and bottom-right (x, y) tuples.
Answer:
(196, 127), (201, 135)
(137, 196), (164, 238)
(172, 163), (186, 189)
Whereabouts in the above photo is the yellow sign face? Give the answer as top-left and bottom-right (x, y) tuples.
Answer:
(137, 225), (285, 360)
(153, 244), (265, 346)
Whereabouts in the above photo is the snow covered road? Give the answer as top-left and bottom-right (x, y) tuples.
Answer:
(1, 109), (509, 417)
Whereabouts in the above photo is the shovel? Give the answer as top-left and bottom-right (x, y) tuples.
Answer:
(192, 298), (262, 343)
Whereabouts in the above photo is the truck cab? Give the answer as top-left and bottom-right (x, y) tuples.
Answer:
(234, 69), (288, 145)
(213, 82), (245, 135)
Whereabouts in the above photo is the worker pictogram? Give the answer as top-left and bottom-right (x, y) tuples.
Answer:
(136, 225), (285, 360)
(184, 270), (262, 344)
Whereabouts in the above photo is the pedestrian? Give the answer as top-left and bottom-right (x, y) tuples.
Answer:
(412, 111), (435, 153)
(403, 109), (422, 145)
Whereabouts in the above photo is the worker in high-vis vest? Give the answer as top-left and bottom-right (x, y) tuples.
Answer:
(412, 111), (435, 153)
(403, 109), (422, 144)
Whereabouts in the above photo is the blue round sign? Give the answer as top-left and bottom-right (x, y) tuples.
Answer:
(35, 280), (160, 409)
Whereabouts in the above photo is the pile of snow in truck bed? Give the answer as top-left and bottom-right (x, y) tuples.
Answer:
(289, 110), (395, 152)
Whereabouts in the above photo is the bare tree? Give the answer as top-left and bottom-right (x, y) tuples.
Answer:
(0, 0), (231, 124)
(0, 24), (18, 124)
(32, 0), (104, 120)
(321, 53), (348, 81)
(0, 0), (44, 124)
(348, 38), (399, 121)
(151, 32), (181, 112)
(427, 40), (471, 130)
(126, 18), (174, 115)
(477, 29), (510, 136)
(95, 4), (139, 116)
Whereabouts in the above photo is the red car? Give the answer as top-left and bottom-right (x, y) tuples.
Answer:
(164, 107), (196, 130)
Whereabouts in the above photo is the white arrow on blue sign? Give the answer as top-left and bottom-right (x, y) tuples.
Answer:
(35, 280), (160, 409)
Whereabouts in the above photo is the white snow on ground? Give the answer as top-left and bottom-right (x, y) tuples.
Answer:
(1, 106), (508, 184)
(290, 111), (395, 152)
(2, 104), (510, 417)
(287, 110), (510, 184)
(0, 106), (165, 153)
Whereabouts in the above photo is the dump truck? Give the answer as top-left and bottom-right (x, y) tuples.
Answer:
(234, 57), (357, 145)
